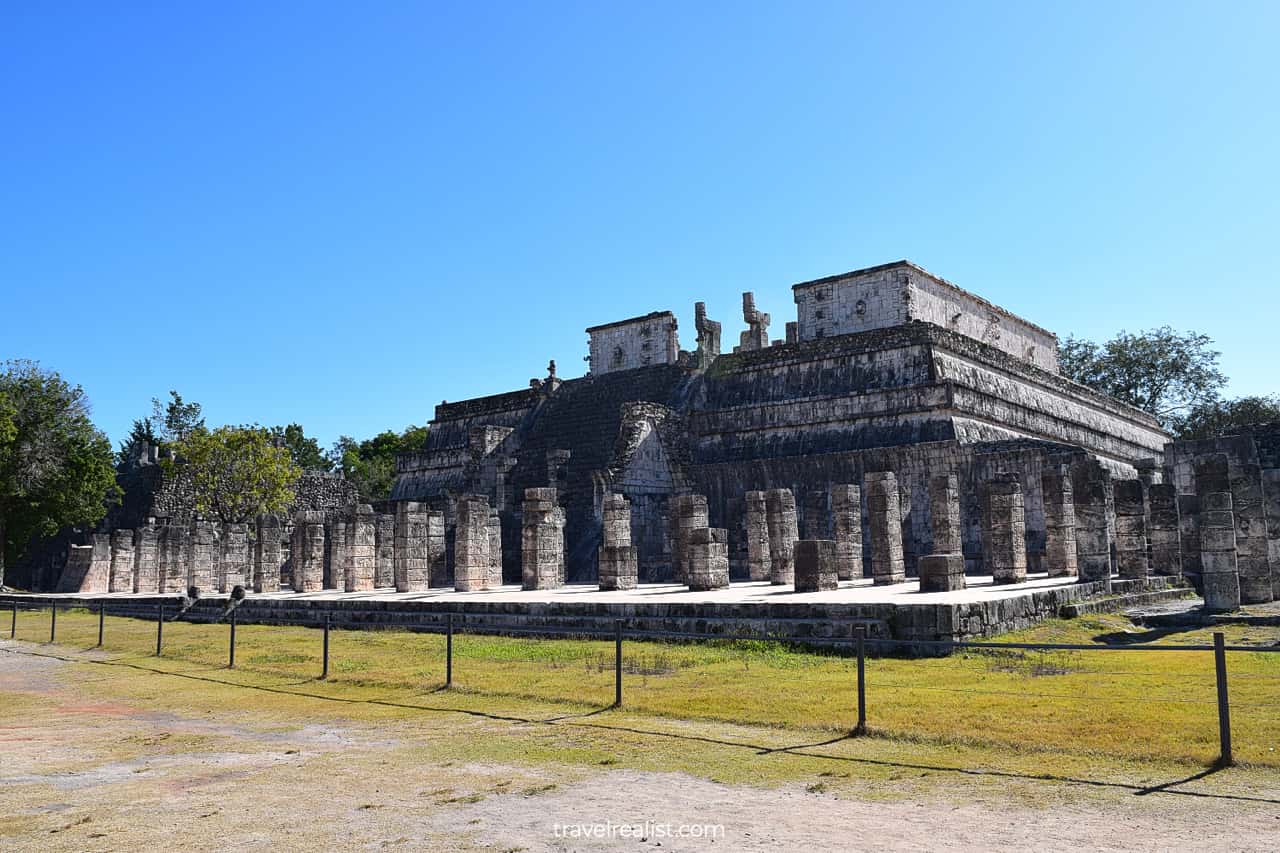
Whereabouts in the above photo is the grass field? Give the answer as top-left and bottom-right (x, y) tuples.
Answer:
(7, 605), (1279, 771)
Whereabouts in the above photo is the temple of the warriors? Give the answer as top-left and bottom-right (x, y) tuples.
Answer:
(391, 260), (1172, 583)
(38, 260), (1279, 639)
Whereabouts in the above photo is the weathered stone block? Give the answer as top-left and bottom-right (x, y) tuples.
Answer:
(765, 488), (799, 585)
(1041, 467), (1078, 578)
(743, 490), (771, 581)
(982, 474), (1027, 584)
(865, 472), (905, 585)
(793, 539), (838, 592)
(687, 527), (729, 591)
(919, 553), (966, 592)
(829, 484), (863, 580)
(109, 529), (135, 593)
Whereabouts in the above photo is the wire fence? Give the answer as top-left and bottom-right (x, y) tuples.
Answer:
(5, 599), (1279, 769)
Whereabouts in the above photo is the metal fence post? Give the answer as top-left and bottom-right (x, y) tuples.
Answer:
(614, 620), (623, 707)
(155, 602), (164, 656)
(97, 601), (105, 648)
(49, 603), (56, 644)
(321, 612), (330, 680)
(446, 613), (453, 687)
(228, 609), (237, 669)
(854, 625), (867, 735)
(1213, 631), (1233, 767)
(10, 601), (16, 639)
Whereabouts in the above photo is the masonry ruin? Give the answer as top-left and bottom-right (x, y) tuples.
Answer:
(48, 260), (1279, 624)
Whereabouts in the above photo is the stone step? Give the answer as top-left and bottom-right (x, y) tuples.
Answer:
(1059, 586), (1195, 618)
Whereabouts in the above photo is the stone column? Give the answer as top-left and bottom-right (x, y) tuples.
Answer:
(1113, 480), (1149, 580)
(1231, 462), (1273, 605)
(1200, 491), (1241, 612)
(982, 474), (1027, 584)
(765, 488), (799, 585)
(830, 484), (863, 580)
(58, 544), (93, 593)
(794, 539), (838, 592)
(1148, 484), (1182, 577)
(743, 490), (771, 581)
(280, 522), (295, 590)
(1041, 468), (1078, 578)
(802, 491), (830, 540)
(487, 511), (503, 588)
(82, 533), (111, 593)
(865, 473), (905, 585)
(393, 502), (429, 592)
(928, 474), (962, 556)
(374, 513), (396, 588)
(189, 520), (217, 592)
(293, 511), (327, 593)
(343, 505), (376, 592)
(218, 522), (250, 593)
(1072, 461), (1113, 591)
(427, 510), (448, 587)
(598, 494), (638, 591)
(109, 530), (135, 593)
(521, 488), (565, 590)
(158, 522), (188, 594)
(670, 494), (708, 584)
(254, 516), (282, 593)
(1197, 454), (1240, 611)
(454, 495), (493, 591)
(687, 528), (730, 591)
(325, 511), (350, 590)
(1178, 495), (1202, 586)
(1265, 469), (1280, 602)
(133, 520), (159, 594)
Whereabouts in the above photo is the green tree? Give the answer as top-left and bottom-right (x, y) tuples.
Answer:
(0, 360), (120, 590)
(170, 425), (300, 523)
(151, 390), (204, 444)
(269, 423), (332, 472)
(330, 425), (429, 502)
(116, 417), (160, 466)
(1173, 394), (1280, 441)
(1059, 327), (1227, 431)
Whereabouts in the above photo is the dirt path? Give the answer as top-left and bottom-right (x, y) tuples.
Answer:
(1, 641), (1277, 851)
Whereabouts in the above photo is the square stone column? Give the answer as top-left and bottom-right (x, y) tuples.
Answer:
(802, 490), (831, 540)
(743, 490), (771, 581)
(1148, 484), (1182, 577)
(254, 516), (282, 593)
(1041, 468), (1078, 578)
(1178, 495), (1202, 586)
(919, 554), (966, 592)
(80, 533), (111, 594)
(1072, 461), (1113, 591)
(133, 520), (159, 594)
(487, 511), (503, 588)
(687, 528), (730, 591)
(765, 488), (799, 585)
(1113, 480), (1149, 580)
(293, 511), (327, 593)
(794, 539), (838, 592)
(374, 513), (396, 588)
(599, 494), (638, 591)
(1196, 454), (1240, 611)
(522, 488), (565, 590)
(325, 512), (349, 590)
(982, 474), (1027, 584)
(393, 503), (429, 592)
(109, 530), (135, 593)
(928, 474), (962, 556)
(830, 484), (863, 580)
(218, 522), (250, 593)
(345, 504), (377, 592)
(189, 520), (217, 592)
(158, 522), (189, 594)
(864, 473), (905, 585)
(454, 495), (493, 591)
(670, 494), (708, 584)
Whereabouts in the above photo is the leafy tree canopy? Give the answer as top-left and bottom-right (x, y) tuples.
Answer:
(1058, 327), (1227, 431)
(0, 360), (120, 588)
(1173, 394), (1280, 441)
(330, 425), (429, 502)
(169, 425), (300, 524)
(269, 423), (332, 472)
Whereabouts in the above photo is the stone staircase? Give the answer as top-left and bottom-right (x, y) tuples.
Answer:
(1058, 576), (1196, 618)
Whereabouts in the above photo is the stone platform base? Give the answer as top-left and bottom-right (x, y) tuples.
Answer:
(3, 574), (1189, 647)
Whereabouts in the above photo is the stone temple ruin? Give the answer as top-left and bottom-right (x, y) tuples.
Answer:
(50, 260), (1280, 630)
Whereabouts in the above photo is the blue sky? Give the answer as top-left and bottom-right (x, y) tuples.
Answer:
(3, 1), (1277, 451)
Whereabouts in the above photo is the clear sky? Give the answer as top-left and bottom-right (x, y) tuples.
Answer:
(3, 1), (1277, 451)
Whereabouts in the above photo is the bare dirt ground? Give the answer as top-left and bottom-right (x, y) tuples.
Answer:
(1, 640), (1277, 852)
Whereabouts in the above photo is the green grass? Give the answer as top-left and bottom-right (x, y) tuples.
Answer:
(7, 606), (1279, 771)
